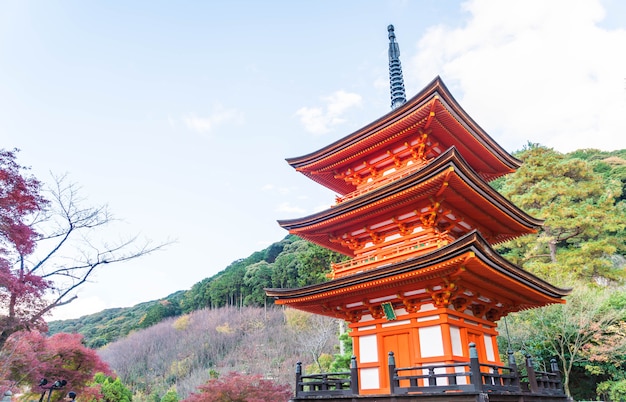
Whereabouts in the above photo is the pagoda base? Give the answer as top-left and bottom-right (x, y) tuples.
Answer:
(292, 344), (569, 402)
(290, 392), (572, 402)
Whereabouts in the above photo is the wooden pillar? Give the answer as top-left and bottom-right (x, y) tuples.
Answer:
(387, 351), (397, 395)
(350, 355), (359, 395)
(507, 349), (520, 387)
(526, 354), (539, 393)
(295, 361), (303, 396)
(468, 342), (483, 392)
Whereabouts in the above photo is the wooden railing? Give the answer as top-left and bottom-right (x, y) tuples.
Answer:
(520, 355), (564, 395)
(295, 356), (359, 397)
(330, 230), (453, 278)
(388, 343), (565, 396)
(388, 352), (519, 394)
(293, 343), (565, 398)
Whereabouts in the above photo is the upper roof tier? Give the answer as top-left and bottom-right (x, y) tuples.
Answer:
(286, 76), (520, 196)
(279, 147), (542, 256)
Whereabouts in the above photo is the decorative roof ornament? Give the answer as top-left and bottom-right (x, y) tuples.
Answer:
(388, 24), (407, 110)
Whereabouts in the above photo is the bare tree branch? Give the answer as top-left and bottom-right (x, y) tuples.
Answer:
(1, 173), (173, 351)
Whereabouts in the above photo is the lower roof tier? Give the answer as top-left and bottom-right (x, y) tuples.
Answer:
(265, 231), (570, 322)
(278, 147), (543, 256)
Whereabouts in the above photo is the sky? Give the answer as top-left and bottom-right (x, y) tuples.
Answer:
(1, 0), (625, 320)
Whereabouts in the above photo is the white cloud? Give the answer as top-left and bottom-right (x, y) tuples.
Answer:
(183, 105), (243, 134)
(184, 115), (213, 132)
(275, 202), (307, 214)
(408, 0), (626, 153)
(296, 90), (363, 135)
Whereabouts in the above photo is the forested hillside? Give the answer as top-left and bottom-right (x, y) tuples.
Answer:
(50, 146), (626, 401)
(48, 235), (347, 348)
(98, 306), (341, 400)
(492, 146), (626, 400)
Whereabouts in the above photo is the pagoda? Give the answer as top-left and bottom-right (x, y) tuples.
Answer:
(266, 25), (570, 397)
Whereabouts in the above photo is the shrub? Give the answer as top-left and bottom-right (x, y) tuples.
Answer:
(182, 372), (291, 402)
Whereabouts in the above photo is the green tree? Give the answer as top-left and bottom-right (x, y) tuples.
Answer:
(497, 145), (625, 282)
(597, 379), (626, 402)
(139, 300), (181, 329)
(581, 290), (626, 400)
(243, 261), (273, 306)
(270, 239), (345, 289)
(295, 241), (346, 287)
(93, 373), (133, 402)
(160, 388), (179, 402)
(271, 240), (307, 288)
(181, 278), (213, 312)
(503, 284), (625, 398)
(264, 236), (294, 263)
(567, 149), (626, 204)
(495, 145), (626, 399)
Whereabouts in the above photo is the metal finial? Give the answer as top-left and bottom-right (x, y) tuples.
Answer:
(388, 25), (407, 110)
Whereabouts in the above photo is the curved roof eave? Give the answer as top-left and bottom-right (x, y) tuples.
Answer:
(278, 146), (542, 232)
(265, 230), (571, 301)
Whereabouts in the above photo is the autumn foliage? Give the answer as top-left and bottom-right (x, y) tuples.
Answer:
(182, 372), (292, 402)
(0, 149), (162, 397)
(1, 147), (166, 359)
(0, 149), (50, 348)
(0, 149), (47, 255)
(1, 331), (111, 397)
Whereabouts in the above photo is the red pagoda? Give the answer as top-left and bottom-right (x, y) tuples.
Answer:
(266, 25), (570, 401)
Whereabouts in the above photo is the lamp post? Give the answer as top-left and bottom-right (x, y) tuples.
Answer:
(38, 378), (67, 402)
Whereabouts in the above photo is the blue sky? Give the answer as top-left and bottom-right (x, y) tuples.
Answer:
(1, 1), (625, 320)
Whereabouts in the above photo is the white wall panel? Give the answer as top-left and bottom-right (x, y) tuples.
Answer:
(418, 325), (444, 357)
(450, 325), (463, 356)
(359, 334), (378, 363)
(359, 368), (380, 389)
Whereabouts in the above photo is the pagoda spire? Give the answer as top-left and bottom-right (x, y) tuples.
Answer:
(388, 24), (407, 110)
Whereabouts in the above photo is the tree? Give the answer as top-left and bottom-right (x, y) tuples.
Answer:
(139, 300), (181, 329)
(93, 373), (133, 402)
(0, 149), (168, 352)
(581, 290), (626, 400)
(503, 284), (626, 398)
(242, 261), (272, 306)
(492, 145), (626, 399)
(295, 241), (346, 287)
(267, 238), (346, 291)
(284, 309), (340, 373)
(0, 149), (49, 351)
(181, 372), (291, 402)
(99, 307), (302, 399)
(160, 388), (180, 402)
(597, 379), (626, 402)
(497, 144), (625, 282)
(1, 331), (111, 397)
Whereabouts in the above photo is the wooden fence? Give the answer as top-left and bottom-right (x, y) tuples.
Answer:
(294, 343), (565, 398)
(295, 356), (359, 397)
